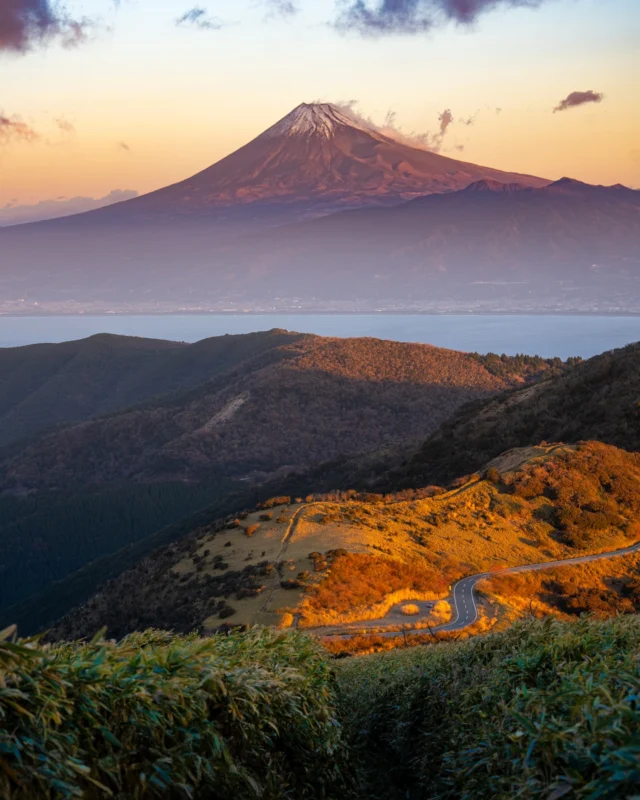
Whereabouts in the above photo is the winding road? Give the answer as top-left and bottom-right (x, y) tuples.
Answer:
(440, 539), (640, 632)
(319, 539), (640, 639)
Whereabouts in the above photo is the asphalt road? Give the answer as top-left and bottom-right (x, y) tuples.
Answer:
(439, 539), (640, 633)
(320, 539), (640, 640)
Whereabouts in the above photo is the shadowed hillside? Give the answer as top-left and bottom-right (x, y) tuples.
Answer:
(0, 329), (305, 447)
(1, 335), (564, 493)
(0, 332), (566, 616)
(382, 340), (640, 490)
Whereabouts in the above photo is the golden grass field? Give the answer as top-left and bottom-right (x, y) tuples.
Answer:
(166, 443), (638, 635)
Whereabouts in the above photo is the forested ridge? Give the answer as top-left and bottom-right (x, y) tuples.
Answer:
(0, 331), (567, 625)
(380, 341), (640, 491)
(1, 334), (564, 494)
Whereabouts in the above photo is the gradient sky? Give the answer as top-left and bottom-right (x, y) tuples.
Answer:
(1, 0), (639, 209)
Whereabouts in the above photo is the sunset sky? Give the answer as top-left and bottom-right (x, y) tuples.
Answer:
(1, 0), (639, 213)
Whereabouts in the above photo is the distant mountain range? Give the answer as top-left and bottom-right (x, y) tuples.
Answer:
(1, 103), (638, 311)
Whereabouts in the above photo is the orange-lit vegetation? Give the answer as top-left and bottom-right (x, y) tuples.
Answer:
(503, 441), (640, 548)
(482, 553), (640, 623)
(47, 441), (640, 642)
(299, 552), (459, 627)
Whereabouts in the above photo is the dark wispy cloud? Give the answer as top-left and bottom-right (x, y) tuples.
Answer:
(0, 112), (39, 144)
(55, 117), (75, 135)
(0, 189), (139, 226)
(460, 110), (478, 126)
(265, 0), (299, 16)
(176, 7), (225, 30)
(117, 140), (130, 151)
(334, 0), (547, 36)
(0, 0), (91, 53)
(553, 89), (604, 113)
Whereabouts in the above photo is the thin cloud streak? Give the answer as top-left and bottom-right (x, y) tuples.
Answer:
(264, 0), (299, 16)
(176, 7), (225, 30)
(55, 117), (76, 134)
(0, 113), (39, 144)
(332, 100), (458, 153)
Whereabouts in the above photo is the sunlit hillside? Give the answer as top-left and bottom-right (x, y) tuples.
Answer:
(52, 441), (640, 641)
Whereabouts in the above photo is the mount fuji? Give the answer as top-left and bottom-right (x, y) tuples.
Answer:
(1, 103), (637, 311)
(36, 102), (546, 228)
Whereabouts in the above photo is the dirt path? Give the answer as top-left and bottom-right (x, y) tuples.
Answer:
(259, 504), (317, 616)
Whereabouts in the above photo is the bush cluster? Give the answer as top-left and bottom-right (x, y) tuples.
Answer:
(0, 626), (350, 799)
(338, 615), (640, 799)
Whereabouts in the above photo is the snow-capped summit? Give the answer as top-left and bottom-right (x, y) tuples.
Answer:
(262, 102), (383, 141)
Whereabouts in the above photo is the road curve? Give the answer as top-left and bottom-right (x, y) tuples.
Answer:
(319, 539), (640, 640)
(438, 539), (640, 632)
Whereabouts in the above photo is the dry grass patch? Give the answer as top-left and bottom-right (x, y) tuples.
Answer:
(481, 552), (640, 624)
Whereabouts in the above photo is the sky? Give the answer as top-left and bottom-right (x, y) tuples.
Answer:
(1, 0), (639, 215)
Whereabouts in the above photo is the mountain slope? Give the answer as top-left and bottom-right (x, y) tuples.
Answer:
(48, 441), (640, 641)
(0, 333), (567, 616)
(0, 329), (305, 447)
(216, 178), (640, 307)
(11, 104), (549, 227)
(383, 340), (640, 490)
(1, 334), (561, 492)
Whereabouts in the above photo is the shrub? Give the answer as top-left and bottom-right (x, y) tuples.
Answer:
(400, 604), (420, 616)
(259, 496), (291, 509)
(259, 513), (273, 522)
(281, 579), (302, 590)
(244, 524), (260, 537)
(0, 626), (350, 799)
(338, 616), (640, 800)
(218, 603), (237, 619)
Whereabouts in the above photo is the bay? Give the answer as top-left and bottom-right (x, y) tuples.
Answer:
(1, 314), (638, 360)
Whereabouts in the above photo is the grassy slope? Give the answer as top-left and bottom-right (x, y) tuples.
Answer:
(48, 442), (640, 641)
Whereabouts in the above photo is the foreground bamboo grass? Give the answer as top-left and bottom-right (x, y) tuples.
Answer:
(338, 615), (640, 799)
(2, 616), (640, 799)
(0, 626), (349, 799)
